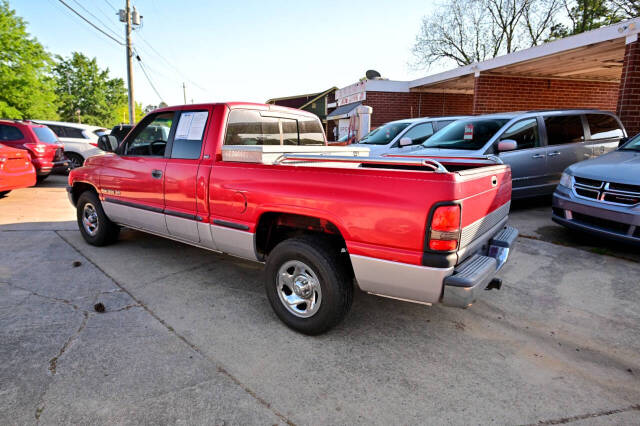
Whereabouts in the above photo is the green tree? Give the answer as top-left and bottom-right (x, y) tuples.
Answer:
(0, 1), (57, 119)
(115, 102), (144, 124)
(53, 52), (127, 127)
(549, 0), (621, 38)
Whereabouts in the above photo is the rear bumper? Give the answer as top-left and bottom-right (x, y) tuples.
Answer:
(0, 168), (36, 191)
(350, 226), (518, 306)
(441, 226), (518, 308)
(33, 158), (70, 175)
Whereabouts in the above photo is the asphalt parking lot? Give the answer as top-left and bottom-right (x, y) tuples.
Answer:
(1, 176), (639, 425)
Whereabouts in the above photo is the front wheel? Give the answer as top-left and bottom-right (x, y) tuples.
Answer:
(264, 236), (353, 335)
(76, 191), (120, 246)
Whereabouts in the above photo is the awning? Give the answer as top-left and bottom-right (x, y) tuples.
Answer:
(327, 102), (361, 120)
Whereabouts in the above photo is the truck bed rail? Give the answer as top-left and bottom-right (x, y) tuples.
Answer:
(274, 154), (449, 173)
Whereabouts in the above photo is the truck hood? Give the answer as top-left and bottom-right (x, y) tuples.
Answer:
(567, 150), (640, 185)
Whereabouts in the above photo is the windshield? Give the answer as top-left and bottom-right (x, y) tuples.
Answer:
(620, 133), (640, 151)
(358, 122), (410, 145)
(33, 127), (59, 144)
(421, 118), (510, 150)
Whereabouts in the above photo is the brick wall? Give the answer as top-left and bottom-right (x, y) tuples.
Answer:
(473, 75), (619, 115)
(364, 91), (474, 128)
(617, 40), (640, 136)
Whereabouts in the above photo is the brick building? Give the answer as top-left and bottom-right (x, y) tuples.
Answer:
(330, 18), (640, 138)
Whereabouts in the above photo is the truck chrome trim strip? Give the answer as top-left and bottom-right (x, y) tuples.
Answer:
(211, 225), (258, 261)
(164, 209), (197, 220)
(350, 254), (453, 304)
(212, 219), (250, 231)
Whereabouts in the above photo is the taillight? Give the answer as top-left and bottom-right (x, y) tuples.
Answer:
(24, 143), (46, 156)
(429, 205), (461, 251)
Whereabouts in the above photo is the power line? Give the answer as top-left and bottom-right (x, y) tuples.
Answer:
(133, 31), (207, 91)
(102, 0), (118, 12)
(69, 0), (123, 41)
(134, 50), (165, 103)
(55, 0), (124, 45)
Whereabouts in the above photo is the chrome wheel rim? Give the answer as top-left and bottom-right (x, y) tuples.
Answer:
(277, 260), (322, 318)
(68, 155), (82, 169)
(82, 203), (99, 236)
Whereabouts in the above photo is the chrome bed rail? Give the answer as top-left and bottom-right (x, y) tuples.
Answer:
(274, 154), (449, 173)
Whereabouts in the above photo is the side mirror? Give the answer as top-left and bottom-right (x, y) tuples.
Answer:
(97, 135), (118, 152)
(498, 139), (517, 152)
(399, 137), (412, 147)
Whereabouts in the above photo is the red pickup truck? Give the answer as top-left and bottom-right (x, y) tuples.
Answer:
(68, 103), (517, 334)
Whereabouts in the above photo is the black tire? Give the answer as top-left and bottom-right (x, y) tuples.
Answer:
(264, 236), (353, 335)
(65, 152), (84, 171)
(36, 175), (48, 184)
(0, 190), (10, 197)
(76, 191), (120, 246)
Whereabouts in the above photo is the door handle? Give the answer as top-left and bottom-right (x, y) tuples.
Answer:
(151, 169), (163, 179)
(547, 151), (561, 157)
(531, 154), (545, 159)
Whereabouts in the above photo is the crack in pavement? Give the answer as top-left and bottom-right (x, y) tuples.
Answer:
(522, 403), (640, 425)
(54, 230), (296, 426)
(1, 281), (81, 311)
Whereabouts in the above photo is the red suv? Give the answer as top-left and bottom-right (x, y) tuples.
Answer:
(0, 120), (68, 182)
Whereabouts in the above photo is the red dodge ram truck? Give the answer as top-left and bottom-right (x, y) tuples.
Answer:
(68, 103), (518, 334)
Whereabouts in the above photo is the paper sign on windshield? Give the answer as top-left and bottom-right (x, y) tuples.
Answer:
(175, 111), (208, 140)
(463, 124), (474, 140)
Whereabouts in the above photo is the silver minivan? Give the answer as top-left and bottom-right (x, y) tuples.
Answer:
(407, 110), (626, 199)
(351, 116), (468, 156)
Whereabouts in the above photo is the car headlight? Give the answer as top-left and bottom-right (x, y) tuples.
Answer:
(559, 172), (573, 189)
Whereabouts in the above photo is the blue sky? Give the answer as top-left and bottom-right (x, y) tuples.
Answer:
(13, 0), (439, 107)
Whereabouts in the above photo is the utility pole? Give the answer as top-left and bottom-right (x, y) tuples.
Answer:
(182, 82), (187, 104)
(119, 2), (141, 124)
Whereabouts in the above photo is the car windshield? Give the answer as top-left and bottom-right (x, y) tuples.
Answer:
(620, 133), (640, 151)
(421, 118), (510, 150)
(358, 122), (410, 145)
(33, 127), (59, 144)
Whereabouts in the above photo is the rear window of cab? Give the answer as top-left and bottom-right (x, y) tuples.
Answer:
(224, 109), (324, 146)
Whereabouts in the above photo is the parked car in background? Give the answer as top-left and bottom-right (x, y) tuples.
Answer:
(33, 120), (109, 170)
(109, 124), (134, 144)
(68, 102), (517, 334)
(0, 120), (68, 182)
(0, 143), (36, 197)
(351, 116), (466, 156)
(552, 132), (640, 246)
(405, 110), (626, 199)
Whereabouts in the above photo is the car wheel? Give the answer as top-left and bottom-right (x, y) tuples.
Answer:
(65, 152), (84, 170)
(76, 191), (120, 246)
(264, 236), (353, 335)
(0, 190), (10, 197)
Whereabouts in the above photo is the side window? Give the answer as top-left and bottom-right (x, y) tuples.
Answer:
(224, 110), (278, 146)
(0, 124), (25, 141)
(401, 123), (434, 145)
(124, 112), (174, 156)
(47, 125), (64, 137)
(298, 117), (324, 145)
(500, 119), (540, 150)
(171, 110), (209, 159)
(586, 114), (624, 140)
(544, 115), (584, 145)
(64, 127), (86, 139)
(281, 118), (298, 145)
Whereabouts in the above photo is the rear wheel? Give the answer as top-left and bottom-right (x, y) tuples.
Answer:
(65, 152), (84, 170)
(264, 236), (353, 335)
(76, 191), (120, 246)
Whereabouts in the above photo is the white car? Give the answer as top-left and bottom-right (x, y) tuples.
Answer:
(33, 121), (109, 170)
(351, 116), (468, 156)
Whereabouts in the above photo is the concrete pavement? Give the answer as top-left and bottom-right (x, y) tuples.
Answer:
(1, 178), (639, 425)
